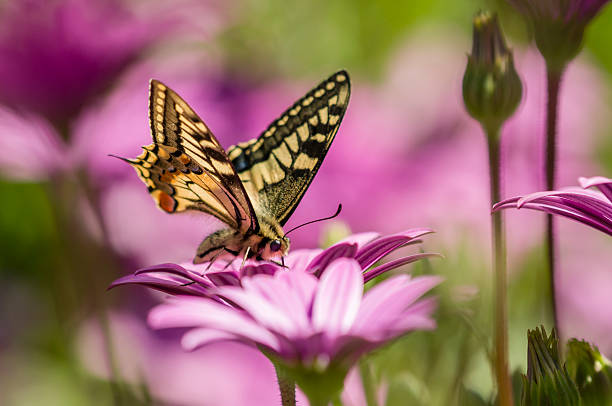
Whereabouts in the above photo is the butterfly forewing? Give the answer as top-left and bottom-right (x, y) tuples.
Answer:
(227, 70), (351, 225)
(127, 80), (258, 234)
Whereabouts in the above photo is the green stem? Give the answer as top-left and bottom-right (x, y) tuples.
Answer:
(359, 359), (377, 406)
(49, 171), (125, 403)
(331, 393), (343, 406)
(274, 363), (296, 406)
(544, 65), (563, 342)
(486, 127), (513, 406)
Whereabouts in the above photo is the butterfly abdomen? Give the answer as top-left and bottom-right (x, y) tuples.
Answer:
(194, 228), (242, 264)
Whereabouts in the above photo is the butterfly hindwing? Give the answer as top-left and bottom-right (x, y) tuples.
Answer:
(227, 70), (351, 225)
(127, 80), (258, 234)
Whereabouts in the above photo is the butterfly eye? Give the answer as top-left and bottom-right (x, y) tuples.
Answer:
(269, 240), (282, 252)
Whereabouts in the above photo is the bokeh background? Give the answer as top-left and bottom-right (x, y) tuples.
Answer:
(0, 0), (610, 404)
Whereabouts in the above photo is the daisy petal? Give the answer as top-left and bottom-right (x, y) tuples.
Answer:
(182, 328), (240, 350)
(494, 178), (612, 236)
(363, 253), (442, 282)
(579, 176), (612, 202)
(354, 275), (442, 333)
(356, 228), (434, 269)
(312, 259), (364, 337)
(216, 283), (301, 337)
(148, 298), (280, 350)
(307, 242), (358, 276)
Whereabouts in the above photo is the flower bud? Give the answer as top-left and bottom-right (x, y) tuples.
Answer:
(463, 11), (522, 134)
(521, 326), (581, 405)
(508, 0), (610, 71)
(566, 339), (612, 404)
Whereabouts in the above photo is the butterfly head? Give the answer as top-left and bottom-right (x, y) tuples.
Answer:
(259, 235), (290, 260)
(254, 218), (290, 260)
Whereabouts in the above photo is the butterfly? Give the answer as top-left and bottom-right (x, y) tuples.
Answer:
(118, 70), (351, 264)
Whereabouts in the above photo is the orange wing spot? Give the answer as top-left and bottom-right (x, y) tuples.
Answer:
(153, 190), (177, 213)
(178, 154), (191, 165)
(160, 171), (176, 183)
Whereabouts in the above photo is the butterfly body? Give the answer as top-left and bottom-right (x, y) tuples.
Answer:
(195, 216), (289, 263)
(121, 71), (350, 264)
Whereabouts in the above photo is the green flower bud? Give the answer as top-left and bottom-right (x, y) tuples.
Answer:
(566, 339), (612, 405)
(463, 11), (523, 135)
(521, 326), (581, 406)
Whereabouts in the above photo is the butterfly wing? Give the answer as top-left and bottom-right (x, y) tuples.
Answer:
(227, 70), (351, 226)
(125, 80), (258, 235)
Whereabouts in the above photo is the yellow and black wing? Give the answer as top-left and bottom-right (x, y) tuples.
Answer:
(227, 70), (351, 226)
(124, 80), (258, 234)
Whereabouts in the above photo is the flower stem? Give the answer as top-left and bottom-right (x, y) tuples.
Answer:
(486, 126), (513, 406)
(274, 363), (296, 406)
(359, 359), (377, 406)
(545, 65), (563, 340)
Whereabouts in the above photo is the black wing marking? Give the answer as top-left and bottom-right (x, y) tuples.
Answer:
(227, 70), (351, 225)
(124, 80), (259, 234)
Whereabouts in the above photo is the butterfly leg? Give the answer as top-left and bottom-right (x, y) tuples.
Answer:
(205, 248), (226, 270)
(204, 246), (240, 270)
(240, 247), (251, 270)
(268, 258), (289, 269)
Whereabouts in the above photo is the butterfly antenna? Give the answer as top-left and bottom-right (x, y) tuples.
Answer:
(284, 204), (342, 236)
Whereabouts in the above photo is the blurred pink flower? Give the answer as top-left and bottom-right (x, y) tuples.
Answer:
(0, 0), (232, 182)
(109, 229), (438, 295)
(0, 108), (69, 180)
(0, 0), (165, 131)
(148, 258), (440, 400)
(493, 176), (612, 235)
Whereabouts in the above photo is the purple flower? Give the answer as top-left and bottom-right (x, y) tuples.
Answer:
(109, 229), (439, 297)
(148, 258), (440, 403)
(508, 0), (609, 23)
(0, 0), (166, 132)
(108, 229), (439, 403)
(507, 0), (610, 69)
(493, 176), (612, 235)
